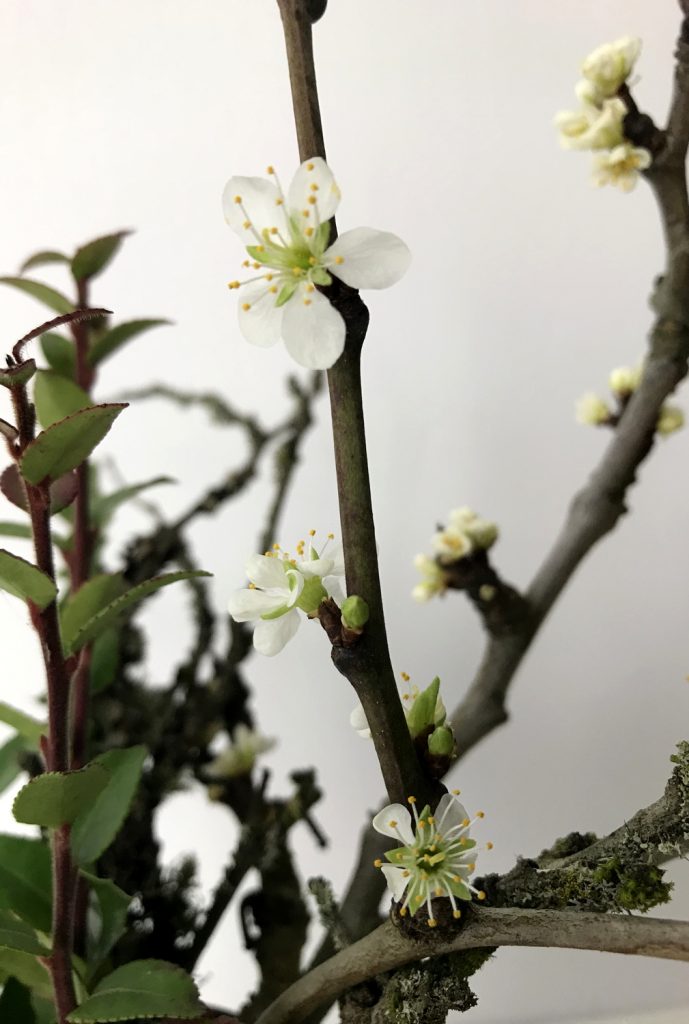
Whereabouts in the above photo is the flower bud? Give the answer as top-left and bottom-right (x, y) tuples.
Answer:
(576, 392), (611, 426)
(428, 725), (455, 757)
(466, 518), (499, 550)
(406, 676), (444, 738)
(581, 36), (642, 98)
(609, 365), (642, 397)
(341, 595), (370, 631)
(657, 405), (684, 436)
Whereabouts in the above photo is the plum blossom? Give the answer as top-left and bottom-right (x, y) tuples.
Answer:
(576, 392), (611, 426)
(228, 532), (345, 656)
(581, 36), (642, 98)
(372, 793), (489, 925)
(206, 724), (276, 779)
(592, 143), (652, 191)
(222, 158), (411, 369)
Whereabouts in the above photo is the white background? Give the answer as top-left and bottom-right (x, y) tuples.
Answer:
(0, 2), (688, 1021)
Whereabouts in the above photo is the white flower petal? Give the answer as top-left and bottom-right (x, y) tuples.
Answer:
(237, 280), (283, 349)
(326, 228), (411, 290)
(381, 865), (410, 902)
(223, 175), (289, 242)
(372, 803), (415, 846)
(326, 541), (345, 577)
(435, 793), (469, 835)
(287, 157), (341, 225)
(284, 568), (305, 607)
(299, 555), (334, 579)
(246, 553), (289, 590)
(350, 702), (371, 739)
(228, 587), (286, 622)
(323, 575), (345, 606)
(253, 608), (301, 656)
(282, 286), (346, 369)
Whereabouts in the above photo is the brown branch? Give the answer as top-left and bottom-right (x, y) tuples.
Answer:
(277, 0), (438, 809)
(256, 909), (689, 1024)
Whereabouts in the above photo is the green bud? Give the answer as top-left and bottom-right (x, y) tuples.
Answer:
(406, 676), (440, 738)
(341, 595), (370, 630)
(428, 725), (455, 757)
(296, 576), (328, 614)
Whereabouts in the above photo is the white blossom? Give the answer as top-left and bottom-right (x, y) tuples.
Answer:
(222, 158), (411, 369)
(412, 553), (447, 602)
(206, 724), (276, 779)
(372, 793), (488, 925)
(228, 532), (345, 656)
(576, 392), (611, 426)
(592, 143), (651, 192)
(581, 36), (642, 98)
(555, 98), (626, 152)
(609, 364), (642, 396)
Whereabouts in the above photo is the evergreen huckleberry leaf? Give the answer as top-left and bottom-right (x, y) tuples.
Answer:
(81, 871), (131, 968)
(87, 319), (171, 367)
(0, 948), (53, 999)
(66, 959), (205, 1022)
(0, 276), (73, 315)
(89, 627), (121, 695)
(40, 331), (77, 379)
(0, 701), (46, 745)
(59, 573), (126, 655)
(65, 571), (212, 655)
(0, 835), (53, 932)
(19, 404), (127, 486)
(71, 746), (148, 866)
(33, 370), (91, 428)
(71, 232), (131, 282)
(0, 549), (57, 610)
(0, 521), (32, 543)
(13, 764), (110, 828)
(0, 909), (47, 957)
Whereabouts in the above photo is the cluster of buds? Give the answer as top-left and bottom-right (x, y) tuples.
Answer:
(413, 507), (499, 602)
(576, 363), (684, 436)
(351, 675), (456, 772)
(555, 36), (652, 191)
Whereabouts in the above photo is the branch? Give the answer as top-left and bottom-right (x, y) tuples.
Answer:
(277, 0), (438, 808)
(256, 909), (689, 1024)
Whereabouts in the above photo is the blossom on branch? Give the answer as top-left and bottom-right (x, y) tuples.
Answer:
(576, 392), (611, 426)
(228, 532), (345, 655)
(592, 143), (652, 192)
(657, 405), (685, 436)
(206, 724), (276, 779)
(372, 793), (488, 925)
(222, 158), (411, 369)
(581, 36), (642, 98)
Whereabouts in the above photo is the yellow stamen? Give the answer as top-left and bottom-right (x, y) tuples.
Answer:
(477, 811), (485, 819)
(308, 256), (317, 265)
(243, 220), (251, 230)
(453, 909), (462, 919)
(407, 796), (417, 805)
(303, 298), (312, 306)
(308, 195), (317, 205)
(309, 529), (316, 536)
(302, 209), (310, 217)
(252, 262), (261, 269)
(327, 532), (334, 539)
(242, 303), (251, 311)
(451, 788), (461, 796)
(399, 907), (407, 917)
(477, 891), (486, 901)
(270, 227), (279, 235)
(305, 227), (314, 237)
(269, 286), (278, 294)
(228, 281), (240, 290)
(233, 195), (242, 203)
(427, 918), (438, 928)
(310, 183), (319, 191)
(462, 819), (470, 828)
(242, 260), (250, 267)
(256, 245), (265, 253)
(388, 820), (397, 828)
(306, 162), (315, 170)
(306, 284), (315, 293)
(428, 816), (435, 825)
(275, 198), (284, 205)
(401, 671), (410, 682)
(292, 267), (303, 276)
(402, 870), (410, 877)
(273, 543), (280, 550)
(248, 582), (256, 589)
(373, 858), (382, 868)
(266, 165), (275, 175)
(486, 842), (494, 850)
(334, 255), (344, 264)
(435, 887), (442, 897)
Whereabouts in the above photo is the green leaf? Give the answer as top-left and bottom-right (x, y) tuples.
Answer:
(13, 764), (110, 828)
(0, 550), (57, 610)
(0, 522), (32, 542)
(91, 477), (174, 527)
(0, 836), (52, 933)
(34, 371), (91, 429)
(89, 628), (120, 695)
(66, 571), (211, 655)
(71, 232), (130, 283)
(71, 747), (147, 866)
(0, 951), (52, 1000)
(82, 873), (130, 967)
(87, 319), (170, 367)
(66, 960), (205, 1022)
(20, 404), (127, 486)
(0, 464), (78, 518)
(41, 332), (76, 380)
(60, 575), (125, 655)
(0, 277), (73, 315)
(20, 250), (69, 274)
(0, 736), (27, 796)
(0, 977), (37, 1023)
(32, 993), (57, 1024)
(0, 703), (46, 746)
(0, 911), (46, 957)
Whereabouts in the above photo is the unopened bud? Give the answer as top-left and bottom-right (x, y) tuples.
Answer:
(341, 595), (370, 631)
(428, 725), (455, 757)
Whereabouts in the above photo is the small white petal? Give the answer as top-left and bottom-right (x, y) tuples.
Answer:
(246, 553), (290, 590)
(299, 555), (335, 579)
(237, 280), (283, 349)
(253, 608), (301, 656)
(223, 175), (289, 242)
(381, 865), (409, 902)
(349, 702), (371, 739)
(372, 803), (415, 846)
(326, 228), (411, 290)
(287, 157), (341, 225)
(228, 587), (286, 622)
(323, 575), (345, 606)
(282, 286), (346, 369)
(436, 793), (469, 834)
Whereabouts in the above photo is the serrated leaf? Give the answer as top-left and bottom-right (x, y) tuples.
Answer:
(92, 477), (174, 527)
(66, 960), (204, 1022)
(0, 836), (52, 933)
(0, 703), (46, 745)
(82, 873), (130, 967)
(0, 550), (57, 610)
(66, 571), (211, 655)
(87, 320), (170, 367)
(71, 232), (130, 283)
(20, 404), (127, 486)
(89, 628), (120, 695)
(0, 736), (27, 795)
(71, 747), (147, 866)
(60, 574), (125, 655)
(0, 277), (73, 315)
(0, 977), (37, 1022)
(20, 250), (69, 275)
(13, 765), (109, 828)
(41, 332), (76, 379)
(0, 911), (46, 957)
(34, 371), (91, 429)
(1, 464), (78, 517)
(0, 950), (52, 1000)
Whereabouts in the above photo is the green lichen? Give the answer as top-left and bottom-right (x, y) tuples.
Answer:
(593, 858), (672, 912)
(372, 950), (493, 1024)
